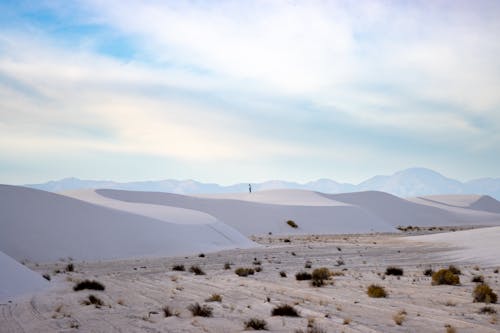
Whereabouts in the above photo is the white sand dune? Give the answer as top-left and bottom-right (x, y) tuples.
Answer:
(406, 226), (500, 266)
(408, 194), (500, 219)
(197, 189), (349, 206)
(0, 185), (254, 262)
(323, 191), (500, 227)
(89, 189), (396, 236)
(0, 251), (48, 302)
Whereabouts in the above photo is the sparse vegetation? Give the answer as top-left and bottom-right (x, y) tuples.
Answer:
(224, 262), (232, 270)
(162, 306), (172, 317)
(187, 303), (213, 317)
(448, 265), (461, 275)
(471, 275), (484, 283)
(205, 294), (222, 302)
(432, 269), (460, 285)
(255, 266), (262, 272)
(235, 267), (255, 277)
(42, 273), (51, 281)
(479, 306), (497, 314)
(311, 267), (331, 287)
(73, 280), (105, 291)
(304, 260), (312, 268)
(286, 220), (298, 228)
(189, 265), (205, 275)
(295, 271), (312, 281)
(279, 271), (287, 278)
(198, 253), (205, 258)
(172, 264), (185, 271)
(393, 310), (407, 325)
(244, 317), (268, 330)
(82, 294), (104, 308)
(271, 304), (299, 317)
(65, 263), (74, 272)
(385, 266), (403, 276)
(423, 268), (434, 276)
(473, 283), (498, 303)
(367, 284), (387, 298)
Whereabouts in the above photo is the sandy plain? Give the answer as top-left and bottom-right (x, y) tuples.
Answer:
(2, 233), (499, 333)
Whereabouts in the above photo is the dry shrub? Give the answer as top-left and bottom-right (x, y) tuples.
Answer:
(311, 267), (331, 287)
(271, 304), (299, 317)
(244, 317), (268, 330)
(81, 294), (104, 308)
(205, 294), (222, 302)
(279, 271), (287, 278)
(385, 267), (404, 276)
(73, 280), (105, 291)
(188, 303), (213, 317)
(235, 267), (255, 277)
(471, 275), (484, 283)
(479, 306), (496, 314)
(473, 284), (498, 303)
(295, 271), (312, 281)
(172, 264), (185, 271)
(189, 265), (205, 275)
(393, 310), (407, 325)
(286, 220), (298, 228)
(162, 306), (172, 317)
(367, 284), (387, 298)
(432, 269), (460, 285)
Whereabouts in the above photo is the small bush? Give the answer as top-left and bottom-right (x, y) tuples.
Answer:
(279, 271), (287, 278)
(235, 267), (255, 277)
(198, 253), (205, 258)
(445, 324), (456, 333)
(385, 267), (403, 276)
(472, 275), (484, 283)
(286, 220), (298, 228)
(244, 317), (268, 330)
(42, 274), (51, 281)
(304, 261), (312, 269)
(479, 306), (496, 314)
(172, 264), (185, 271)
(423, 268), (434, 276)
(432, 269), (460, 285)
(473, 284), (498, 303)
(255, 266), (262, 272)
(224, 262), (232, 270)
(187, 303), (213, 317)
(393, 310), (407, 325)
(73, 280), (105, 291)
(205, 294), (222, 302)
(295, 271), (312, 281)
(163, 306), (172, 317)
(65, 263), (74, 272)
(82, 294), (104, 308)
(448, 265), (461, 275)
(367, 284), (387, 298)
(271, 304), (299, 317)
(311, 267), (331, 287)
(295, 325), (326, 333)
(189, 265), (205, 275)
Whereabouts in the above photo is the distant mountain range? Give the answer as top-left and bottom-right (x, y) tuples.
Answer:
(24, 168), (500, 199)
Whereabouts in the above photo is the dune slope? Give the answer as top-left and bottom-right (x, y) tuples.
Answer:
(91, 189), (396, 235)
(0, 185), (253, 262)
(0, 251), (48, 302)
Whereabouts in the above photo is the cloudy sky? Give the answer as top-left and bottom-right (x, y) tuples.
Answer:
(1, 0), (499, 184)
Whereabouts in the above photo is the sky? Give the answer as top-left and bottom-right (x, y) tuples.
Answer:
(1, 0), (499, 185)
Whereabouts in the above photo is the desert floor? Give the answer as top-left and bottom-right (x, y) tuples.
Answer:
(1, 234), (499, 333)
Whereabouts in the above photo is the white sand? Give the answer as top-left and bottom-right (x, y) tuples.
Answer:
(406, 226), (500, 266)
(88, 188), (396, 235)
(0, 185), (254, 262)
(0, 251), (48, 302)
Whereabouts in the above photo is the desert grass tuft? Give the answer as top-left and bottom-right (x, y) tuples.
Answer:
(244, 317), (268, 330)
(367, 284), (387, 298)
(271, 304), (299, 317)
(187, 303), (213, 317)
(73, 280), (105, 291)
(432, 269), (460, 285)
(473, 283), (498, 303)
